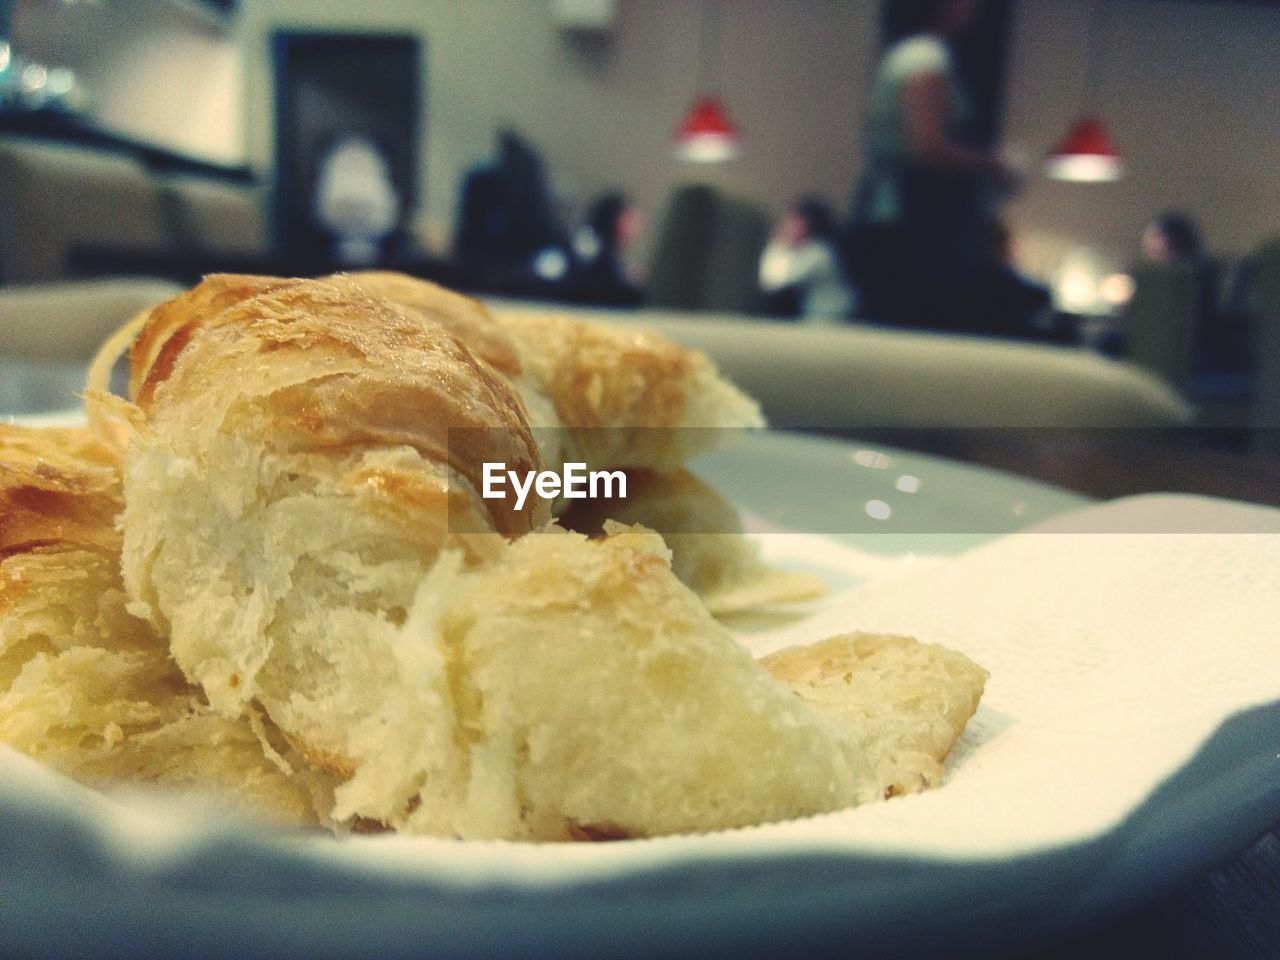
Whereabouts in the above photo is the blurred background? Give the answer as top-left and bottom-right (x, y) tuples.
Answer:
(1, 0), (1278, 499)
(2, 8), (1278, 945)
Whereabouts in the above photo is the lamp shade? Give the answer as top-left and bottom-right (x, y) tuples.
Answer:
(674, 95), (740, 163)
(1045, 115), (1123, 182)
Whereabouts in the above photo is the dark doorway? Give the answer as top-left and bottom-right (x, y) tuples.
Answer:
(271, 31), (421, 265)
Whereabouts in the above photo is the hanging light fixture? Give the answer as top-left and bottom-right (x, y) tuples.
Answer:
(674, 0), (740, 163)
(1046, 115), (1123, 182)
(1045, 0), (1123, 182)
(675, 95), (739, 162)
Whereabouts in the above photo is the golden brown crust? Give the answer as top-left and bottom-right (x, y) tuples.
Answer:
(131, 272), (524, 402)
(129, 274), (299, 407)
(129, 274), (546, 537)
(0, 426), (122, 565)
(350, 271), (523, 377)
(493, 311), (697, 429)
(126, 271), (762, 478)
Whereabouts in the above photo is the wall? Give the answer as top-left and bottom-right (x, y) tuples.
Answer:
(235, 0), (879, 259)
(1002, 0), (1280, 287)
(235, 0), (1280, 276)
(9, 0), (244, 165)
(12, 0), (1278, 288)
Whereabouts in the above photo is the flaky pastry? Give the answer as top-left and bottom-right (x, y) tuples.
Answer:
(0, 272), (988, 840)
(0, 425), (331, 824)
(560, 468), (826, 615)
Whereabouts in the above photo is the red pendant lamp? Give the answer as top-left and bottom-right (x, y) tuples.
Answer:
(674, 0), (740, 163)
(1045, 0), (1123, 183)
(1045, 115), (1123, 182)
(675, 95), (740, 162)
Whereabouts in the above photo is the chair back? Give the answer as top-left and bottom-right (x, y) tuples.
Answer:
(1123, 261), (1199, 389)
(1249, 236), (1280, 453)
(646, 184), (768, 313)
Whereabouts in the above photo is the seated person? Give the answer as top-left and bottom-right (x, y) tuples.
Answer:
(967, 218), (1053, 339)
(453, 130), (566, 287)
(758, 199), (855, 323)
(569, 192), (644, 307)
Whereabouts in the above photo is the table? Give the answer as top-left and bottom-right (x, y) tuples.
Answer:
(856, 427), (1280, 509)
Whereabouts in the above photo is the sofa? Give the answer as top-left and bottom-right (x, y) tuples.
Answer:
(0, 276), (186, 415)
(483, 300), (1190, 430)
(0, 136), (266, 284)
(1, 276), (1190, 432)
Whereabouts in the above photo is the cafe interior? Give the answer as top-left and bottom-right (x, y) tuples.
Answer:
(0, 0), (1278, 958)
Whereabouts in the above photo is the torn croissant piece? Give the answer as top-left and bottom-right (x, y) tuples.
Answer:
(112, 273), (769, 798)
(118, 275), (542, 793)
(0, 425), (331, 825)
(369, 525), (857, 839)
(761, 633), (989, 801)
(560, 470), (826, 616)
(317, 524), (986, 840)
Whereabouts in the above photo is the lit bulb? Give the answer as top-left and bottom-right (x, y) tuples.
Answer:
(674, 133), (740, 163)
(1044, 154), (1123, 183)
(1099, 273), (1135, 307)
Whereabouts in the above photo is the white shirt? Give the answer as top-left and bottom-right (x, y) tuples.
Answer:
(759, 239), (855, 322)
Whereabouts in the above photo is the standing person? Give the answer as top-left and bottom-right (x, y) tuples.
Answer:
(846, 0), (1013, 329)
(758, 198), (856, 323)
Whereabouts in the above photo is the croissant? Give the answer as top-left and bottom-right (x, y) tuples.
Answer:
(0, 421), (985, 838)
(106, 273), (795, 827)
(2, 271), (986, 839)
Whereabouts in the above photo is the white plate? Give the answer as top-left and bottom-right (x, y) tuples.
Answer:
(2, 429), (1278, 960)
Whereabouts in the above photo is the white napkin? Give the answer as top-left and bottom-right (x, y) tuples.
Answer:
(736, 493), (1280, 858)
